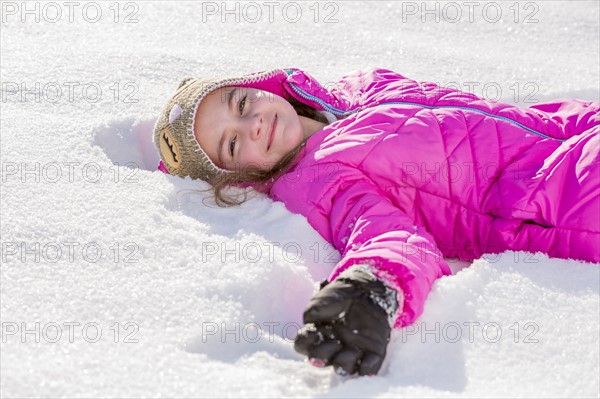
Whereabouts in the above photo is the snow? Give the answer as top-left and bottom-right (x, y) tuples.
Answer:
(1, 1), (599, 397)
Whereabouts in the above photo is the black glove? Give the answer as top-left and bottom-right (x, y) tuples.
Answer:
(294, 265), (399, 376)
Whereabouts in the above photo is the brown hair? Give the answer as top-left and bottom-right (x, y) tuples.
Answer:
(193, 96), (330, 207)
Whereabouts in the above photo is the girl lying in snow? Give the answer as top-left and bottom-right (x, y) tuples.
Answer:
(152, 68), (599, 376)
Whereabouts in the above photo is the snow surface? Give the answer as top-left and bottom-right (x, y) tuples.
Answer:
(1, 1), (599, 397)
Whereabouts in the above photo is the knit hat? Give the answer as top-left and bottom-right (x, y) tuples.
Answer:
(152, 76), (239, 182)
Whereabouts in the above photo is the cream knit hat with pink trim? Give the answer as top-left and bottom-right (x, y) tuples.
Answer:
(153, 69), (333, 182)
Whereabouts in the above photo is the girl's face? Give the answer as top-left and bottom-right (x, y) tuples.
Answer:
(194, 86), (307, 172)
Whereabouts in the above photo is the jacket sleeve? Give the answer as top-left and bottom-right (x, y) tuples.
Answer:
(329, 68), (600, 141)
(527, 99), (599, 140)
(321, 173), (452, 329)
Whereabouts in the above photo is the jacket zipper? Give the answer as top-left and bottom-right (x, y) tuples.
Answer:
(286, 79), (566, 142)
(378, 101), (566, 142)
(284, 69), (355, 118)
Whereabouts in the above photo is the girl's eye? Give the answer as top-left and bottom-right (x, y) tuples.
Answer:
(238, 95), (247, 115)
(229, 136), (236, 157)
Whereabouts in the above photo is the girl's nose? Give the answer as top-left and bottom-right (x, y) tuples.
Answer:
(248, 115), (263, 141)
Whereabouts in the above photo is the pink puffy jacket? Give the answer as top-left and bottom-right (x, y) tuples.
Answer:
(160, 68), (600, 328)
